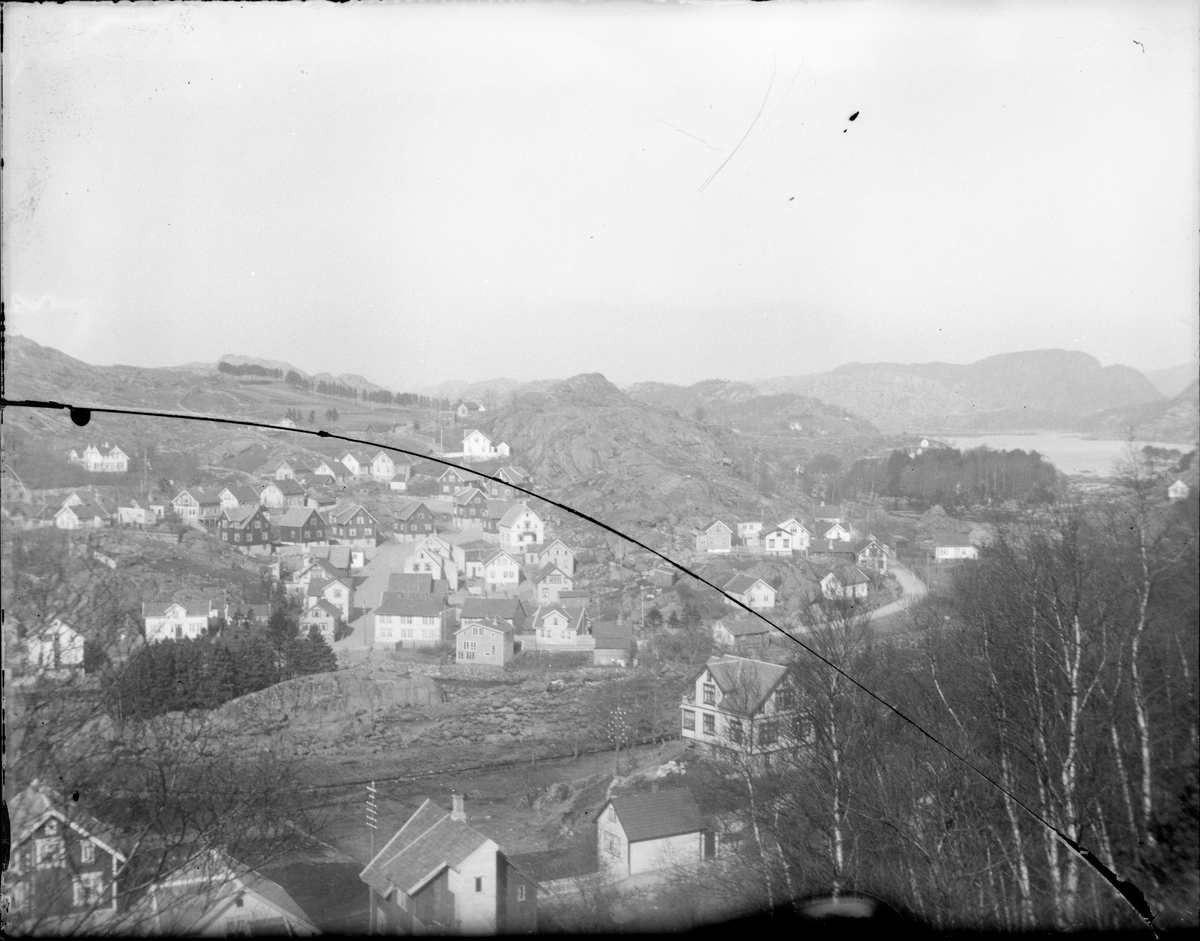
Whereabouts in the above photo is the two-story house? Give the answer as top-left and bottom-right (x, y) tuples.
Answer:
(523, 605), (591, 651)
(328, 504), (379, 548)
(462, 430), (511, 463)
(822, 521), (853, 543)
(218, 484), (262, 510)
(373, 593), (450, 648)
(8, 783), (129, 934)
(143, 601), (213, 643)
(721, 574), (776, 610)
(360, 795), (537, 935)
(487, 466), (531, 501)
(498, 504), (544, 555)
(438, 466), (483, 495)
(761, 526), (797, 556)
(393, 501), (438, 542)
(452, 487), (490, 528)
(76, 443), (129, 473)
(681, 654), (806, 766)
(852, 536), (889, 574)
(273, 506), (328, 546)
(536, 539), (575, 577)
(694, 520), (733, 554)
(530, 564), (573, 604)
(481, 549), (523, 592)
(217, 505), (272, 553)
(306, 575), (354, 621)
(341, 451), (373, 478)
(459, 597), (528, 634)
(370, 450), (397, 480)
(454, 618), (514, 666)
(25, 618), (85, 676)
(596, 788), (715, 880)
(116, 498), (155, 528)
(736, 521), (763, 548)
(776, 517), (812, 553)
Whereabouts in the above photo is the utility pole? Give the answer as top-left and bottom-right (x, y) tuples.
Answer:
(366, 781), (378, 933)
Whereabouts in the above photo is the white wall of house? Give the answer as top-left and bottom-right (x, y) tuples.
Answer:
(446, 842), (499, 934)
(629, 832), (703, 876)
(376, 615), (444, 646)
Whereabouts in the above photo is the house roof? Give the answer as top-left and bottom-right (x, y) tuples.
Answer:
(276, 506), (323, 528)
(604, 788), (707, 843)
(453, 487), (487, 506)
(307, 575), (351, 597)
(221, 484), (261, 504)
(936, 533), (974, 548)
(360, 799), (493, 898)
(829, 565), (871, 586)
(329, 504), (377, 525)
(61, 500), (110, 519)
(540, 538), (573, 556)
(487, 499), (515, 519)
(592, 620), (634, 648)
(142, 601), (206, 619)
(393, 501), (432, 522)
(699, 519), (732, 534)
(530, 604), (586, 633)
(302, 599), (342, 621)
(817, 539), (855, 556)
(531, 562), (569, 585)
(374, 592), (447, 618)
(342, 451), (372, 465)
(852, 537), (882, 555)
(454, 616), (514, 637)
(694, 655), (790, 716)
(496, 466), (530, 484)
(463, 429), (492, 442)
(499, 503), (538, 528)
(460, 597), (525, 621)
(482, 548), (521, 567)
(276, 479), (308, 497)
(722, 573), (770, 595)
(387, 573), (434, 595)
(222, 504), (264, 526)
(715, 617), (772, 638)
(10, 783), (130, 860)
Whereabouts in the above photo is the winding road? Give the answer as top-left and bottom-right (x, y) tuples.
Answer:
(868, 562), (928, 623)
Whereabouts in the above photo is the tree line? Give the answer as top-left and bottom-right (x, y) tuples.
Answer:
(283, 369), (452, 410)
(217, 361), (283, 379)
(673, 463), (1197, 930)
(103, 617), (337, 721)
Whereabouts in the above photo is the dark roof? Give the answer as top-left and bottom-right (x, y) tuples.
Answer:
(593, 620), (633, 648)
(694, 655), (790, 716)
(453, 487), (487, 506)
(936, 533), (974, 548)
(387, 573), (433, 595)
(276, 506), (322, 528)
(360, 799), (493, 898)
(531, 562), (569, 584)
(276, 479), (308, 497)
(499, 503), (538, 528)
(393, 501), (432, 521)
(715, 617), (771, 637)
(831, 564), (871, 586)
(455, 617), (514, 637)
(699, 519), (732, 533)
(722, 573), (768, 595)
(605, 788), (707, 843)
(375, 592), (447, 618)
(10, 784), (130, 859)
(460, 597), (525, 621)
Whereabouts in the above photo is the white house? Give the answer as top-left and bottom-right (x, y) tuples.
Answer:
(597, 788), (715, 879)
(721, 574), (776, 610)
(117, 497), (154, 527)
(143, 601), (213, 642)
(55, 501), (110, 530)
(498, 504), (544, 553)
(26, 618), (85, 675)
(530, 564), (572, 604)
(524, 605), (592, 650)
(462, 430), (511, 463)
(360, 796), (537, 936)
(305, 575), (353, 621)
(1168, 479), (1190, 502)
(481, 549), (522, 592)
(373, 593), (449, 647)
(776, 517), (812, 552)
(404, 545), (460, 591)
(934, 533), (979, 562)
(736, 521), (763, 548)
(681, 654), (805, 764)
(761, 526), (797, 556)
(822, 522), (853, 543)
(820, 565), (871, 601)
(370, 450), (396, 480)
(340, 451), (372, 478)
(537, 539), (576, 577)
(75, 443), (129, 473)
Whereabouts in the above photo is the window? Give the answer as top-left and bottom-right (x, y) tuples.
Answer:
(729, 719), (743, 744)
(761, 720), (778, 746)
(703, 683), (716, 706)
(517, 885), (526, 902)
(776, 688), (795, 711)
(35, 837), (64, 868)
(490, 645), (496, 655)
(603, 832), (621, 857)
(234, 532), (241, 543)
(350, 528), (358, 537)
(81, 842), (95, 864)
(73, 871), (105, 907)
(702, 713), (715, 735)
(475, 877), (483, 892)
(682, 710), (695, 731)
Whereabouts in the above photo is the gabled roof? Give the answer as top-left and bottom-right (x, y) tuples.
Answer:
(715, 617), (772, 638)
(387, 573), (434, 595)
(699, 519), (732, 534)
(935, 533), (974, 548)
(499, 503), (539, 528)
(276, 506), (323, 528)
(460, 597), (526, 621)
(603, 788), (707, 843)
(60, 500), (110, 519)
(329, 504), (377, 526)
(276, 479), (308, 496)
(342, 451), (372, 465)
(496, 466), (530, 484)
(592, 620), (634, 648)
(437, 466), (478, 481)
(463, 428), (492, 442)
(307, 575), (352, 597)
(302, 599), (342, 621)
(10, 783), (130, 860)
(454, 616), (514, 637)
(143, 600), (205, 619)
(816, 539), (856, 556)
(481, 548), (521, 568)
(360, 798), (495, 898)
(222, 504), (265, 526)
(852, 536), (882, 554)
(487, 499), (515, 519)
(374, 592), (448, 618)
(693, 654), (790, 716)
(531, 562), (570, 585)
(222, 484), (261, 504)
(393, 501), (433, 522)
(539, 538), (573, 556)
(453, 487), (487, 507)
(722, 573), (770, 595)
(827, 564), (870, 586)
(530, 604), (586, 632)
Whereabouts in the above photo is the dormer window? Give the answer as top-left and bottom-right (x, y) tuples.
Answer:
(703, 683), (716, 706)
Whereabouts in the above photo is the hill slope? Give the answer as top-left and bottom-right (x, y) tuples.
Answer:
(756, 349), (1164, 433)
(1086, 379), (1200, 443)
(1143, 362), (1199, 399)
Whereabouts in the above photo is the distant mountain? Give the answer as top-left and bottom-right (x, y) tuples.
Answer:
(755, 349), (1165, 433)
(626, 379), (880, 437)
(415, 377), (562, 404)
(1087, 379), (1200, 443)
(1143, 362), (1199, 399)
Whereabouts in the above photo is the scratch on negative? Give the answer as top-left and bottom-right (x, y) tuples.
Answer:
(656, 118), (722, 151)
(700, 67), (777, 193)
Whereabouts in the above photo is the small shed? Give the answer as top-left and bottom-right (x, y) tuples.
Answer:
(596, 788), (716, 878)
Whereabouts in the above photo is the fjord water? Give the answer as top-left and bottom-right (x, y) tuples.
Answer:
(945, 434), (1197, 477)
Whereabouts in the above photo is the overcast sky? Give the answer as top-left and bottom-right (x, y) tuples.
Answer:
(5, 1), (1198, 390)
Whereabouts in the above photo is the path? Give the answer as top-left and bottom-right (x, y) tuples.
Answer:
(866, 562), (928, 629)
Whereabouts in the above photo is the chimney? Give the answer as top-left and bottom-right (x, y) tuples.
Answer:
(451, 792), (466, 822)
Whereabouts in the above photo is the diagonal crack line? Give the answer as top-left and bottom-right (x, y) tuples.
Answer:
(700, 67), (777, 193)
(0, 395), (1161, 934)
(656, 117), (722, 151)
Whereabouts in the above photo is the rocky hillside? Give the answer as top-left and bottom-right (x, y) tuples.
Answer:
(626, 379), (880, 437)
(491, 374), (775, 544)
(756, 349), (1165, 433)
(1143, 362), (1199, 399)
(1086, 378), (1200, 443)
